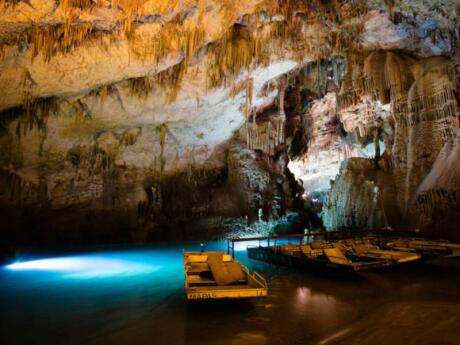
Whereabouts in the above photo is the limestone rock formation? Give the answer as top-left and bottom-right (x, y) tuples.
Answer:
(322, 50), (459, 235)
(0, 0), (459, 245)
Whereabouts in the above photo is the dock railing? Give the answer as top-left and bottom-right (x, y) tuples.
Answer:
(252, 270), (268, 288)
(227, 234), (305, 258)
(304, 228), (425, 243)
(227, 228), (424, 257)
(242, 265), (268, 288)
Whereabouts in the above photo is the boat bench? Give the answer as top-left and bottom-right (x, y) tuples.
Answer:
(187, 274), (218, 286)
(187, 262), (211, 274)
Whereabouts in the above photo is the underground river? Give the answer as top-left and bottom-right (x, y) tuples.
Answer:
(1, 242), (460, 345)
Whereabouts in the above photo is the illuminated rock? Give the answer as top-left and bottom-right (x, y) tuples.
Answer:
(0, 0), (459, 242)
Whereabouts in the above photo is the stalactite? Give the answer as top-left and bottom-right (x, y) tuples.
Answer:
(384, 0), (396, 20)
(197, 0), (206, 21)
(229, 80), (247, 98)
(246, 78), (254, 122)
(0, 0), (177, 63)
(0, 0), (375, 112)
(243, 116), (285, 157)
(98, 85), (109, 111)
(0, 0), (33, 8)
(0, 167), (51, 205)
(338, 51), (415, 111)
(127, 77), (153, 99)
(206, 24), (255, 89)
(159, 123), (167, 174)
(128, 17), (205, 70)
(60, 0), (95, 11)
(71, 99), (91, 120)
(0, 22), (116, 63)
(153, 62), (186, 104)
(183, 25), (206, 65)
(4, 97), (58, 138)
(331, 22), (364, 55)
(279, 77), (287, 118)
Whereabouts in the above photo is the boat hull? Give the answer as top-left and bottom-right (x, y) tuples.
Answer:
(186, 287), (267, 300)
(247, 246), (358, 273)
(183, 251), (268, 301)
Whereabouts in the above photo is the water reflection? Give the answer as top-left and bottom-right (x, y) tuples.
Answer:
(1, 243), (460, 345)
(6, 256), (161, 279)
(294, 286), (339, 323)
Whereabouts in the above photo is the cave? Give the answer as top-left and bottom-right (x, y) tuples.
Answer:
(0, 1), (460, 344)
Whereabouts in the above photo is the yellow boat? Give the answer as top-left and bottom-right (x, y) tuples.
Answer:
(183, 251), (268, 300)
(247, 242), (399, 272)
(383, 238), (460, 259)
(338, 239), (421, 264)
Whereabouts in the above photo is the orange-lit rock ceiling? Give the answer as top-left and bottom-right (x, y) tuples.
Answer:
(0, 0), (459, 242)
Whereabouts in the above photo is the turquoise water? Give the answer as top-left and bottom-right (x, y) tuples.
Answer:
(0, 242), (270, 345)
(1, 242), (460, 345)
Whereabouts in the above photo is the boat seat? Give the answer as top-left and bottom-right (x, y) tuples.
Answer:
(300, 245), (311, 255)
(310, 249), (323, 256)
(283, 245), (298, 249)
(282, 246), (301, 254)
(310, 242), (323, 249)
(324, 247), (351, 265)
(186, 254), (208, 263)
(187, 262), (210, 274)
(188, 274), (217, 286)
(207, 253), (247, 286)
(311, 242), (333, 250)
(353, 244), (378, 253)
(390, 240), (408, 248)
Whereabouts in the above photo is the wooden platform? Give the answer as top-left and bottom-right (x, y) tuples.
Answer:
(247, 244), (400, 273)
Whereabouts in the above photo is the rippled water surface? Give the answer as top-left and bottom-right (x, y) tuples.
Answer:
(1, 242), (460, 345)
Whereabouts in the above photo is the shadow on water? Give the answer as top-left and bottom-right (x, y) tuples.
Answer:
(186, 299), (256, 314)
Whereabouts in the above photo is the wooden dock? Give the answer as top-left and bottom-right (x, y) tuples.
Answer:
(226, 229), (438, 274)
(226, 228), (423, 257)
(227, 233), (304, 258)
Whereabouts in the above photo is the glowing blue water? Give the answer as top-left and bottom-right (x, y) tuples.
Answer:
(0, 241), (276, 345)
(4, 240), (457, 345)
(1, 242), (236, 292)
(6, 255), (161, 279)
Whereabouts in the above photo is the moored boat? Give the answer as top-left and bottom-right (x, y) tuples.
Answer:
(247, 241), (399, 273)
(338, 239), (421, 264)
(382, 238), (460, 259)
(183, 251), (268, 300)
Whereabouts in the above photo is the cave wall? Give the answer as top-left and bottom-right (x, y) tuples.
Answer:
(319, 52), (459, 232)
(282, 2), (460, 238)
(0, 0), (459, 244)
(321, 35), (460, 236)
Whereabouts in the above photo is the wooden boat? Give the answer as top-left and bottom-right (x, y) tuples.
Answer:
(183, 251), (268, 300)
(247, 242), (398, 273)
(381, 238), (460, 259)
(337, 239), (421, 264)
